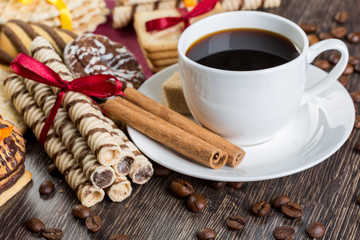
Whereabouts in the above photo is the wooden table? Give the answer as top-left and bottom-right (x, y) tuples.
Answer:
(1, 0), (360, 239)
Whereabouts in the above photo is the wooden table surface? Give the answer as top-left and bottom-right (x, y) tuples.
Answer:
(1, 0), (360, 239)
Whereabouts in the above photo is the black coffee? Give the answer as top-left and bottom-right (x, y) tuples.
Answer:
(186, 28), (300, 71)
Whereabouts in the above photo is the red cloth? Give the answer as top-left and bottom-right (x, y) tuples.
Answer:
(94, 1), (153, 79)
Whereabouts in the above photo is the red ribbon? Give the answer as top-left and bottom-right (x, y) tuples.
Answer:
(145, 0), (220, 32)
(10, 53), (124, 145)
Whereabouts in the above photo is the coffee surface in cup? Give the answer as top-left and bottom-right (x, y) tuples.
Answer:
(186, 28), (300, 71)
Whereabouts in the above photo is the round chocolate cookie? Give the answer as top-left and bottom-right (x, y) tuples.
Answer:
(64, 33), (146, 91)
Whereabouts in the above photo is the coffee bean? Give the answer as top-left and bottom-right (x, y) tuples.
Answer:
(355, 63), (360, 73)
(272, 196), (290, 209)
(351, 91), (360, 103)
(47, 164), (61, 178)
(338, 75), (348, 87)
(196, 228), (216, 240)
(354, 116), (360, 128)
(334, 11), (348, 23)
(227, 182), (244, 189)
(42, 228), (64, 240)
(343, 64), (354, 75)
(273, 226), (295, 240)
(25, 218), (45, 233)
(305, 222), (326, 238)
(313, 59), (330, 70)
(300, 24), (318, 34)
(225, 215), (246, 230)
(329, 52), (341, 65)
(357, 197), (360, 205)
(308, 34), (319, 46)
(281, 202), (303, 218)
(72, 204), (92, 220)
(109, 234), (131, 240)
(331, 27), (347, 38)
(252, 201), (271, 217)
(169, 179), (194, 198)
(39, 180), (55, 195)
(348, 32), (360, 44)
(153, 163), (171, 176)
(349, 56), (360, 66)
(85, 215), (102, 232)
(212, 181), (227, 189)
(318, 32), (333, 40)
(187, 193), (207, 213)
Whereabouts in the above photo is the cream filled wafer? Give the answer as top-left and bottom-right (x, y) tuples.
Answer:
(145, 49), (178, 61)
(30, 37), (124, 167)
(4, 74), (104, 207)
(23, 78), (116, 189)
(106, 175), (132, 202)
(64, 33), (145, 90)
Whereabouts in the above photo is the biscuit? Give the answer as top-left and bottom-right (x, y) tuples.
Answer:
(0, 170), (32, 207)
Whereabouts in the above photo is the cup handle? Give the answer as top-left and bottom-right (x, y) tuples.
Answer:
(301, 39), (349, 105)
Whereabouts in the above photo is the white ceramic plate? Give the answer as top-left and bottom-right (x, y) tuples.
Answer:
(127, 64), (355, 182)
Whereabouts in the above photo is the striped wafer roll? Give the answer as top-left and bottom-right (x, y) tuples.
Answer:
(106, 175), (132, 202)
(30, 36), (122, 167)
(3, 74), (104, 207)
(23, 78), (116, 189)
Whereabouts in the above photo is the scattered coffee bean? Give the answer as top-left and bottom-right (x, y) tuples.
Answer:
(251, 201), (271, 217)
(338, 75), (349, 87)
(227, 182), (244, 189)
(196, 228), (216, 240)
(281, 202), (303, 218)
(354, 116), (360, 128)
(187, 193), (207, 213)
(318, 32), (333, 40)
(39, 180), (55, 195)
(313, 59), (330, 70)
(85, 215), (102, 232)
(308, 34), (319, 45)
(329, 52), (341, 65)
(25, 218), (45, 233)
(109, 234), (131, 240)
(351, 91), (360, 103)
(348, 32), (360, 44)
(334, 11), (348, 23)
(305, 222), (326, 238)
(42, 228), (64, 240)
(349, 56), (360, 66)
(300, 24), (318, 34)
(273, 225), (295, 240)
(331, 27), (347, 38)
(47, 164), (61, 178)
(357, 197), (360, 205)
(72, 204), (92, 220)
(355, 63), (360, 73)
(343, 64), (354, 75)
(169, 179), (194, 198)
(153, 163), (171, 176)
(225, 215), (246, 230)
(272, 195), (290, 209)
(212, 181), (227, 189)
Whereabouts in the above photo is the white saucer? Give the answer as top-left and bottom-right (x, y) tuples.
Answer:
(127, 64), (355, 182)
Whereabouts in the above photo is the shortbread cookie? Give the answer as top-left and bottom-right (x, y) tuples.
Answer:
(0, 170), (32, 207)
(64, 33), (145, 90)
(146, 49), (178, 60)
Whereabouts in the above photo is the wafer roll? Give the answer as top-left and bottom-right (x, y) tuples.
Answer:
(30, 37), (122, 167)
(4, 74), (104, 207)
(24, 78), (116, 189)
(106, 175), (132, 202)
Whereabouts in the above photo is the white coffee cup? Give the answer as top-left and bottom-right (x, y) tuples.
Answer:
(178, 11), (349, 146)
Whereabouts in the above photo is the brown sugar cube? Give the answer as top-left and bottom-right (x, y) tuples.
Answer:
(162, 71), (191, 115)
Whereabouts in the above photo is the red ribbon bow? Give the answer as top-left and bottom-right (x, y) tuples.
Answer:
(145, 0), (220, 32)
(10, 53), (124, 145)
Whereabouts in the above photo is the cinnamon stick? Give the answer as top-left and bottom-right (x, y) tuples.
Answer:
(123, 87), (245, 167)
(103, 98), (228, 169)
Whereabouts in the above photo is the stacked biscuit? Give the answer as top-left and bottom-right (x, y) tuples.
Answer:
(134, 3), (224, 72)
(113, 0), (281, 29)
(0, 115), (32, 207)
(0, 0), (109, 34)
